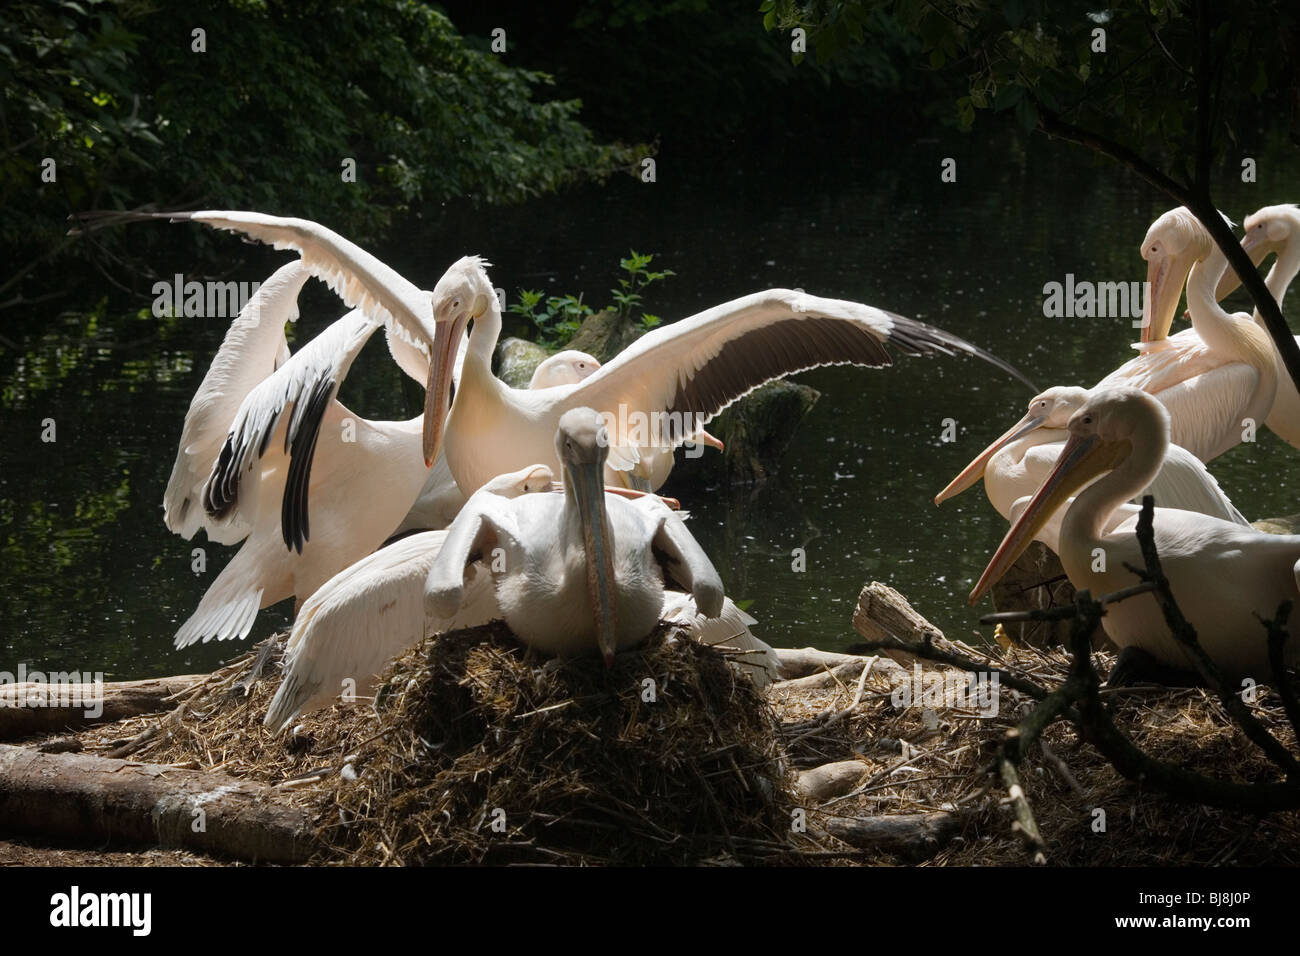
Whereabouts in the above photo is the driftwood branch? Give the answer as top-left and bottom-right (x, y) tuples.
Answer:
(821, 811), (961, 861)
(850, 582), (1055, 704)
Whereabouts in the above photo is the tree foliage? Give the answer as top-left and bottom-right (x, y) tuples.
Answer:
(1, 0), (639, 288)
(763, 0), (1298, 178)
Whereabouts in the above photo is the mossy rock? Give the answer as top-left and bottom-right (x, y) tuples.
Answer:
(671, 380), (821, 487)
(567, 309), (644, 362)
(494, 336), (551, 389)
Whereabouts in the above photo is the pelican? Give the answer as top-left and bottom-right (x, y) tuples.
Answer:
(426, 407), (733, 666)
(159, 211), (1032, 496)
(264, 464), (772, 729)
(394, 349), (606, 536)
(528, 350), (601, 389)
(163, 261), (306, 544)
(971, 388), (1300, 684)
(1211, 203), (1300, 449)
(1093, 207), (1277, 462)
(263, 464), (557, 730)
(173, 301), (436, 648)
(934, 385), (1248, 530)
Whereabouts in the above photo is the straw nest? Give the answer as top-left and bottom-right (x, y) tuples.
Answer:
(319, 622), (793, 865)
(774, 640), (1300, 866)
(70, 627), (1300, 866)
(81, 622), (795, 865)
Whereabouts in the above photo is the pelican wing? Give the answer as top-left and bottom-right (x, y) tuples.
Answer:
(1150, 362), (1261, 462)
(641, 498), (724, 618)
(1094, 329), (1261, 461)
(424, 492), (522, 619)
(164, 210), (434, 358)
(1095, 330), (1221, 393)
(164, 261), (308, 544)
(203, 309), (380, 552)
(661, 591), (777, 689)
(264, 531), (499, 730)
(1148, 443), (1250, 525)
(565, 290), (1033, 469)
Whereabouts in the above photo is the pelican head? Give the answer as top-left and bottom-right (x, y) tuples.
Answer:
(486, 463), (556, 496)
(1139, 207), (1234, 343)
(934, 385), (1090, 505)
(1217, 204), (1300, 299)
(556, 407), (620, 667)
(423, 256), (496, 466)
(969, 387), (1165, 603)
(529, 350), (602, 389)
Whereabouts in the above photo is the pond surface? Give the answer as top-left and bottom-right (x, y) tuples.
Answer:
(3, 123), (1298, 679)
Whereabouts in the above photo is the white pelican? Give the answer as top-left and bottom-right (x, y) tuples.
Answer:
(263, 464), (773, 730)
(934, 385), (1248, 529)
(174, 304), (434, 648)
(163, 261), (306, 544)
(263, 464), (557, 730)
(159, 211), (1032, 495)
(528, 350), (601, 389)
(426, 407), (733, 666)
(393, 349), (607, 536)
(1093, 208), (1277, 462)
(1211, 203), (1300, 449)
(971, 387), (1300, 684)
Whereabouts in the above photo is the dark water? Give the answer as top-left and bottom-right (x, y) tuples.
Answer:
(3, 126), (1298, 680)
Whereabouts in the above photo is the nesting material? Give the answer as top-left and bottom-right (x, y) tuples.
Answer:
(319, 622), (793, 865)
(56, 624), (1300, 867)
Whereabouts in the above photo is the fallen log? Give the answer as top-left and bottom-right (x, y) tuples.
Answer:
(0, 675), (208, 740)
(822, 811), (961, 860)
(770, 657), (907, 696)
(0, 744), (316, 864)
(795, 760), (870, 802)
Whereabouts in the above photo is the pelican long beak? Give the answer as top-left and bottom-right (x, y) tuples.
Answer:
(422, 311), (474, 467)
(968, 431), (1130, 604)
(934, 413), (1047, 505)
(694, 429), (725, 452)
(1214, 232), (1279, 301)
(1139, 251), (1194, 344)
(568, 457), (620, 667)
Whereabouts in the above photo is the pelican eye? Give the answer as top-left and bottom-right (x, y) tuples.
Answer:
(1082, 416), (1093, 425)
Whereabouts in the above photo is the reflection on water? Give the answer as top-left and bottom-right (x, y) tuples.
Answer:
(2, 127), (1297, 678)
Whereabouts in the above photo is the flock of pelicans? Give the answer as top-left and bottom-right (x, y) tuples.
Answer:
(152, 203), (1300, 734)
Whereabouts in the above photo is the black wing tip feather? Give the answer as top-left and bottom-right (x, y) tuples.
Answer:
(886, 312), (1038, 391)
(204, 435), (240, 519)
(66, 209), (197, 236)
(281, 377), (333, 554)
